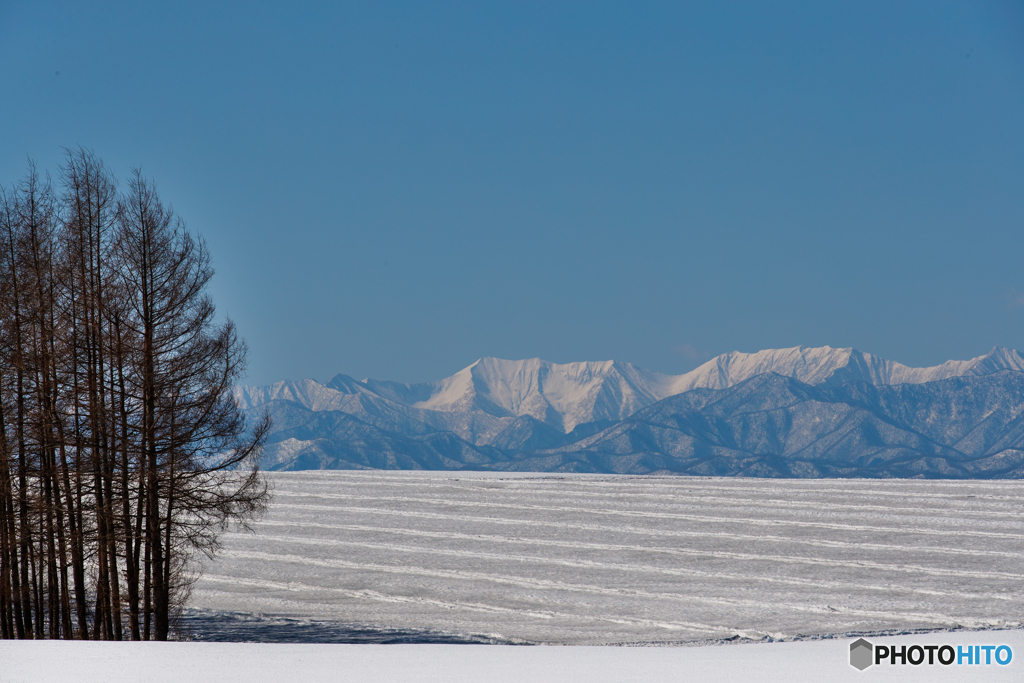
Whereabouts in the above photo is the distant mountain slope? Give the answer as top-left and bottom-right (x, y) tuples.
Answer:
(328, 357), (681, 431)
(237, 347), (1024, 478)
(668, 345), (1024, 392)
(513, 371), (1024, 477)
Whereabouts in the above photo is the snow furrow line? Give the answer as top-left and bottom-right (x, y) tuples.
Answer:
(197, 571), (732, 635)
(277, 473), (1024, 503)
(269, 495), (1024, 539)
(266, 503), (1022, 558)
(240, 532), (1024, 585)
(235, 520), (1021, 600)
(211, 550), (980, 628)
(248, 515), (1021, 560)
(297, 476), (1024, 513)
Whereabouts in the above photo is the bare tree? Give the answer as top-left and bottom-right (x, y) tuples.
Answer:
(0, 154), (269, 641)
(114, 169), (269, 641)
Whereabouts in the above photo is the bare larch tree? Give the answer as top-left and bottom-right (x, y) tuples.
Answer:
(0, 151), (269, 641)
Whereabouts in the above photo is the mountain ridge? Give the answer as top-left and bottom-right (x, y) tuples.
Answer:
(238, 346), (1024, 431)
(236, 346), (1024, 478)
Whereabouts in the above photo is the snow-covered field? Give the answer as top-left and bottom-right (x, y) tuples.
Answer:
(188, 471), (1024, 645)
(4, 632), (1023, 683)
(4, 471), (1022, 683)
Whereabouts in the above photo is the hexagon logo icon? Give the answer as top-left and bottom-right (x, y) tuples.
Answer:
(850, 638), (873, 670)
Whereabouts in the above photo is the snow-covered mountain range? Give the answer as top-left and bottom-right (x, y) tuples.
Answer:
(236, 346), (1024, 478)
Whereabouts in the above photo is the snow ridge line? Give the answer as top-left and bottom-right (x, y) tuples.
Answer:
(241, 519), (1024, 587)
(284, 475), (1024, 507)
(269, 493), (1024, 539)
(266, 502), (1021, 556)
(197, 570), (733, 636)
(214, 548), (991, 634)
(237, 530), (1024, 584)
(234, 520), (1024, 602)
(276, 482), (1023, 519)
(575, 480), (1024, 501)
(211, 548), (985, 629)
(276, 472), (1024, 501)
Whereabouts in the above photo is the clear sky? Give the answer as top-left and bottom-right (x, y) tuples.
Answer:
(2, 1), (1023, 385)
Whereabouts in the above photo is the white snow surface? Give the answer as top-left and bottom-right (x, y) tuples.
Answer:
(7, 472), (1019, 683)
(3, 632), (1023, 683)
(188, 471), (1024, 646)
(235, 346), (1024, 435)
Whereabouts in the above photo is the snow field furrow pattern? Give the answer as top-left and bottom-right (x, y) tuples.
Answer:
(193, 472), (1024, 645)
(266, 502), (1019, 565)
(254, 515), (1023, 561)
(243, 532), (1020, 619)
(273, 487), (1022, 523)
(248, 519), (1021, 601)
(255, 507), (1023, 580)
(284, 475), (1024, 514)
(276, 471), (1024, 502)
(195, 580), (739, 638)
(224, 537), (1013, 625)
(271, 475), (1023, 512)
(269, 493), (1024, 540)
(203, 560), (733, 634)
(210, 548), (978, 630)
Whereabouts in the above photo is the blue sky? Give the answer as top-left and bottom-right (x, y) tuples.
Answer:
(2, 1), (1023, 384)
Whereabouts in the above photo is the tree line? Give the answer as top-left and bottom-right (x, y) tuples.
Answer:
(0, 150), (269, 640)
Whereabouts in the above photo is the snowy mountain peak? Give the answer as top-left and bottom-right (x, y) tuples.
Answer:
(413, 356), (677, 431)
(240, 346), (1024, 443)
(968, 346), (1024, 374)
(669, 345), (859, 392)
(666, 345), (1024, 393)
